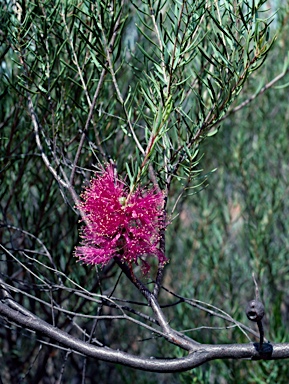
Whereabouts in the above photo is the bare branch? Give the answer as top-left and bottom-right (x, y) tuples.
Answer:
(1, 299), (289, 373)
(230, 67), (289, 115)
(27, 95), (68, 189)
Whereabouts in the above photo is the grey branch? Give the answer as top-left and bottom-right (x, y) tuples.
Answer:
(1, 299), (289, 373)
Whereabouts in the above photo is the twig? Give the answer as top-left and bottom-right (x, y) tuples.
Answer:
(230, 67), (289, 115)
(162, 286), (264, 342)
(100, 2), (145, 155)
(70, 68), (107, 185)
(27, 95), (69, 189)
(62, 13), (91, 106)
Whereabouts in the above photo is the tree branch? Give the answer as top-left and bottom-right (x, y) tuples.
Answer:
(1, 299), (289, 373)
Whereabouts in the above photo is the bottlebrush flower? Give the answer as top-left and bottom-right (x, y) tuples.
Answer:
(75, 164), (167, 273)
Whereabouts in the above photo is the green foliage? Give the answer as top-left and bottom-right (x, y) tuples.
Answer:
(164, 13), (289, 380)
(1, 0), (276, 192)
(1, 0), (289, 382)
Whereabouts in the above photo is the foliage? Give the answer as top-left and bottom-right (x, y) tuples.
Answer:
(1, 0), (289, 383)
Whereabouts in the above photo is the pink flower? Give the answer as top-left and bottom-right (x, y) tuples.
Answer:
(75, 164), (167, 273)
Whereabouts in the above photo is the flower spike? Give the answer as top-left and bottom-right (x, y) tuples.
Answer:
(75, 165), (167, 273)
